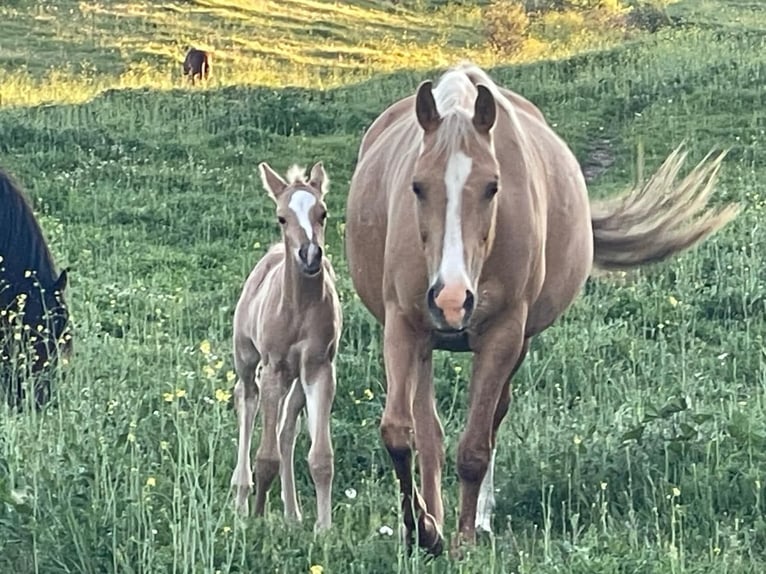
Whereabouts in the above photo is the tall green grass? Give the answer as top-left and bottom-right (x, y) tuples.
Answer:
(1, 0), (766, 572)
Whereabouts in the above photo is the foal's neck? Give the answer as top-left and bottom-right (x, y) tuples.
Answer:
(283, 254), (325, 311)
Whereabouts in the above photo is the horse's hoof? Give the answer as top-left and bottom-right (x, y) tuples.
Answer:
(449, 531), (476, 560)
(417, 512), (444, 556)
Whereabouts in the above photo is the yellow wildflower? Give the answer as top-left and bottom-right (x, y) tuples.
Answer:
(363, 388), (373, 400)
(309, 566), (324, 574)
(226, 370), (236, 383)
(203, 365), (216, 378)
(163, 392), (174, 403)
(175, 389), (186, 399)
(668, 295), (679, 307)
(215, 388), (232, 403)
(146, 477), (156, 487)
(200, 339), (211, 355)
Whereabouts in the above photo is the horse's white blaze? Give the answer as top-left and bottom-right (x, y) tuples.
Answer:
(475, 447), (496, 532)
(289, 189), (317, 240)
(301, 379), (320, 442)
(438, 151), (473, 285)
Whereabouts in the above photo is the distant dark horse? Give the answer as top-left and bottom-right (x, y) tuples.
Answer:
(1, 169), (71, 410)
(183, 47), (211, 85)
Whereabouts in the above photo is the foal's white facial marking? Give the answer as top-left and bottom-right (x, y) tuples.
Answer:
(438, 151), (473, 285)
(289, 189), (317, 240)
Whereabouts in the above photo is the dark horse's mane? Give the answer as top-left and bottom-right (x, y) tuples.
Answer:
(0, 169), (59, 290)
(1, 167), (70, 410)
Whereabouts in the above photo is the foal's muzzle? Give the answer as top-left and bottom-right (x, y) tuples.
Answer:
(299, 242), (323, 276)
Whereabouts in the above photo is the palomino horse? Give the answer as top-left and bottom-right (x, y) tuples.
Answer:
(230, 162), (342, 531)
(345, 62), (738, 555)
(1, 168), (71, 410)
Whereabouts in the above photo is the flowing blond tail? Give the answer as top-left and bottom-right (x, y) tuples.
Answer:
(590, 143), (740, 270)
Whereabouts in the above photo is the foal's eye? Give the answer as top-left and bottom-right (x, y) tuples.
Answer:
(485, 181), (499, 199)
(277, 216), (286, 225)
(319, 211), (328, 223)
(412, 182), (424, 198)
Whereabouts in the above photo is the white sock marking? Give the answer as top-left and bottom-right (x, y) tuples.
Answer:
(476, 447), (496, 532)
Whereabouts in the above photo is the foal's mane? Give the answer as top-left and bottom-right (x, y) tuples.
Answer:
(285, 164), (329, 195)
(0, 169), (59, 287)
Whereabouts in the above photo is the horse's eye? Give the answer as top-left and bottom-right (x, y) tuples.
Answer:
(485, 181), (499, 199)
(412, 182), (424, 198)
(278, 216), (286, 225)
(319, 211), (328, 222)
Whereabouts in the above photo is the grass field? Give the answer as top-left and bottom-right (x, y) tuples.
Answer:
(1, 0), (766, 572)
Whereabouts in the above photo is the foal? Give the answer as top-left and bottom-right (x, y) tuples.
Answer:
(230, 162), (342, 532)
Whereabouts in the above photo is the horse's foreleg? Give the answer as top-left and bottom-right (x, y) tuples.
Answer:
(278, 378), (305, 523)
(253, 367), (288, 516)
(230, 362), (260, 515)
(454, 314), (527, 553)
(380, 308), (442, 555)
(302, 360), (337, 532)
(412, 357), (445, 535)
(475, 338), (530, 534)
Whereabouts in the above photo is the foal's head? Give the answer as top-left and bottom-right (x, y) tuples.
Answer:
(259, 161), (330, 277)
(411, 79), (500, 331)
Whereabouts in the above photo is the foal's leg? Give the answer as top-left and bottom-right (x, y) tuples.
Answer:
(253, 364), (290, 516)
(380, 307), (442, 554)
(453, 312), (527, 553)
(278, 378), (305, 523)
(231, 354), (260, 515)
(301, 360), (337, 532)
(475, 339), (530, 534)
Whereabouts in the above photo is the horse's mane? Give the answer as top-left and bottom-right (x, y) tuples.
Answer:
(0, 169), (59, 288)
(428, 62), (524, 156)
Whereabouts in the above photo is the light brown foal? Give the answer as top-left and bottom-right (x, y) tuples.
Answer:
(230, 162), (342, 532)
(345, 62), (738, 555)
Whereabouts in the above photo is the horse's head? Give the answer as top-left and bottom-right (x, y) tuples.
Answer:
(259, 161), (330, 277)
(411, 80), (500, 331)
(1, 268), (71, 408)
(21, 269), (71, 369)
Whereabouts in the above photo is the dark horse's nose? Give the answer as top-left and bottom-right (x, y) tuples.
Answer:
(426, 278), (475, 330)
(298, 242), (323, 275)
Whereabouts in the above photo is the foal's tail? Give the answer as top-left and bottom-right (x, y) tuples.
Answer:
(590, 143), (739, 270)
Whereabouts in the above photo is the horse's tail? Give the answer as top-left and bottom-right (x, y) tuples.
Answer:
(590, 143), (739, 270)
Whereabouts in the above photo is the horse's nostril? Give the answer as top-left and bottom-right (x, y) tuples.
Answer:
(463, 290), (475, 321)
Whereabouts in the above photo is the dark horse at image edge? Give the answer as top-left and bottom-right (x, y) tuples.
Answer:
(1, 168), (71, 410)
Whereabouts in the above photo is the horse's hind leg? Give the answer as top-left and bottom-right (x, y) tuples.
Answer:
(231, 353), (260, 515)
(301, 361), (337, 532)
(278, 378), (305, 523)
(253, 364), (289, 516)
(475, 338), (530, 534)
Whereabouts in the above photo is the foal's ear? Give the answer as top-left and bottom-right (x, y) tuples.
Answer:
(308, 162), (329, 198)
(473, 84), (497, 135)
(53, 269), (68, 293)
(415, 81), (441, 134)
(258, 162), (288, 201)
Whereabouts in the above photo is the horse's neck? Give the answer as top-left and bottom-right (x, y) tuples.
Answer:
(281, 257), (325, 312)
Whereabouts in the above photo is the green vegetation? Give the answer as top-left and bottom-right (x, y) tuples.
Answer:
(1, 0), (766, 572)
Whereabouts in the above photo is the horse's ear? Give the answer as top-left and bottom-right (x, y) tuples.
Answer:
(53, 269), (68, 292)
(258, 162), (288, 201)
(309, 162), (329, 198)
(415, 81), (441, 134)
(473, 84), (497, 135)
